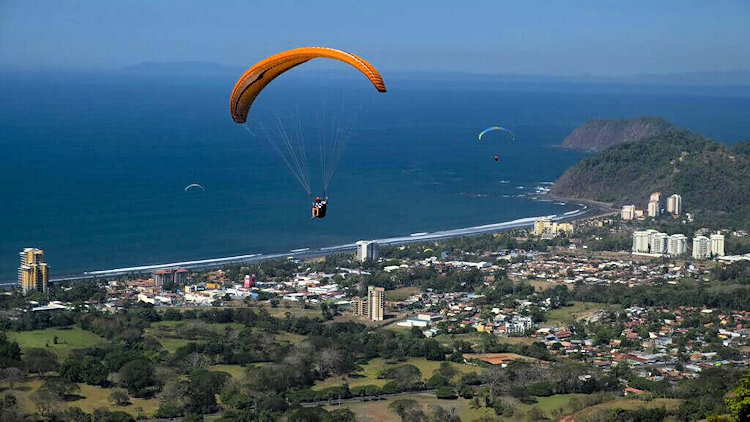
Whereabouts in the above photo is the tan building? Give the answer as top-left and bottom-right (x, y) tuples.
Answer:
(621, 205), (636, 221)
(19, 248), (49, 294)
(367, 286), (385, 321)
(351, 296), (367, 317)
(533, 217), (573, 238)
(647, 201), (659, 217)
(667, 194), (682, 216)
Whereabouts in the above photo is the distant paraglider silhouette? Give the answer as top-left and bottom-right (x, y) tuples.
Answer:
(184, 183), (205, 192)
(478, 126), (515, 163)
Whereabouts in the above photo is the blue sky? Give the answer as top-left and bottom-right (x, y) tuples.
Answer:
(2, 0), (749, 75)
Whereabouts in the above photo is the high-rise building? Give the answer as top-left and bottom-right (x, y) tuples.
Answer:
(667, 194), (682, 216)
(647, 201), (659, 217)
(174, 268), (189, 284)
(153, 270), (172, 287)
(650, 192), (661, 204)
(651, 233), (669, 255)
(367, 286), (385, 321)
(351, 296), (367, 317)
(632, 230), (653, 253)
(710, 234), (725, 257)
(355, 240), (380, 262)
(621, 205), (635, 220)
(19, 248), (49, 294)
(667, 234), (687, 256)
(692, 236), (710, 259)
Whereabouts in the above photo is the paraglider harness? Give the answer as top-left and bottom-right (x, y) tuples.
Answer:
(312, 194), (328, 219)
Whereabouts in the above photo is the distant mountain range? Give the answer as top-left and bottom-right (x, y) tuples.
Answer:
(113, 62), (750, 86)
(550, 122), (750, 228)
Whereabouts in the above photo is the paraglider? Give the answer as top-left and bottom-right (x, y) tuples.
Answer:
(478, 126), (515, 141)
(230, 47), (386, 124)
(184, 183), (205, 192)
(478, 126), (515, 162)
(230, 47), (387, 218)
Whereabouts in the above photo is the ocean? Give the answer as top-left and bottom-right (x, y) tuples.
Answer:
(1, 69), (749, 281)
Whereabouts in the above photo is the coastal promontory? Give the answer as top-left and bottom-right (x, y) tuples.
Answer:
(561, 116), (677, 151)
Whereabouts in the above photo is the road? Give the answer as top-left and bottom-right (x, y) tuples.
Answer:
(1, 201), (612, 286)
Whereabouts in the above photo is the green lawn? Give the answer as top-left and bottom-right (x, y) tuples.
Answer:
(433, 331), (536, 349)
(547, 301), (621, 325)
(571, 398), (682, 420)
(209, 364), (247, 380)
(314, 357), (479, 390)
(323, 394), (495, 422)
(1, 379), (160, 418)
(386, 287), (421, 302)
(7, 327), (106, 359)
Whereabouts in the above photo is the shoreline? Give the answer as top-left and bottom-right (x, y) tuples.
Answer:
(1, 200), (613, 286)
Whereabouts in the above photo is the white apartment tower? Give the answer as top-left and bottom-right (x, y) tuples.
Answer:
(710, 234), (725, 257)
(651, 233), (669, 255)
(667, 194), (682, 216)
(621, 205), (636, 221)
(633, 230), (656, 253)
(355, 240), (380, 263)
(667, 234), (687, 256)
(647, 201), (659, 218)
(692, 236), (711, 259)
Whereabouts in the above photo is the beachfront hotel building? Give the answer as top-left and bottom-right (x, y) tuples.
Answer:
(19, 248), (49, 294)
(152, 268), (189, 287)
(693, 236), (711, 259)
(355, 240), (380, 262)
(667, 194), (682, 216)
(621, 205), (636, 221)
(533, 217), (573, 238)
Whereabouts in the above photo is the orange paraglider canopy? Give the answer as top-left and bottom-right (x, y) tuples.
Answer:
(230, 47), (387, 124)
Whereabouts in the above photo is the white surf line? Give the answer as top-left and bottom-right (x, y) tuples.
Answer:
(84, 253), (261, 275)
(44, 204), (591, 281)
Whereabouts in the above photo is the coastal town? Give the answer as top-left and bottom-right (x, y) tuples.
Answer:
(4, 186), (748, 420)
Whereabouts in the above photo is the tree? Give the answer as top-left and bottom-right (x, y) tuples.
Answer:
(118, 359), (155, 395)
(3, 367), (24, 389)
(30, 389), (57, 416)
(435, 386), (458, 399)
(726, 371), (750, 422)
(109, 388), (130, 406)
(41, 377), (80, 400)
(24, 347), (59, 376)
(2, 393), (21, 422)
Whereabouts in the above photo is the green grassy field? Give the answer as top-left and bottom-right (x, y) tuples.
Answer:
(313, 357), (479, 390)
(323, 394), (495, 422)
(432, 331), (536, 350)
(322, 392), (619, 421)
(547, 301), (621, 325)
(1, 380), (160, 418)
(209, 364), (247, 380)
(386, 287), (421, 302)
(7, 327), (107, 359)
(567, 398), (682, 421)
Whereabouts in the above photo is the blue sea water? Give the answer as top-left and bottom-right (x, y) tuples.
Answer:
(1, 70), (749, 280)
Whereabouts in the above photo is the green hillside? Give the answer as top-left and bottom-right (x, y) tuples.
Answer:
(550, 130), (750, 228)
